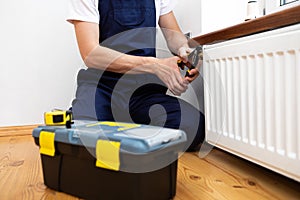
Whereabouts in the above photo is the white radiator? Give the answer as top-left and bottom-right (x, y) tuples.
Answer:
(203, 24), (300, 181)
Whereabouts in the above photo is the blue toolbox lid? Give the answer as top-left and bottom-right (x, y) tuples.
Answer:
(33, 120), (187, 172)
(33, 120), (187, 151)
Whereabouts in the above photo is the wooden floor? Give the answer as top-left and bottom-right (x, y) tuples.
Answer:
(1, 126), (300, 200)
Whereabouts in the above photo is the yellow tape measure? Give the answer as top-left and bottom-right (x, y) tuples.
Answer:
(44, 110), (73, 128)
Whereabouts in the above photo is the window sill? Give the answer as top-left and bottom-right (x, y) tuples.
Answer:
(190, 5), (300, 46)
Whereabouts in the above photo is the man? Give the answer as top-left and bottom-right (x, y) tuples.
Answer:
(67, 0), (205, 151)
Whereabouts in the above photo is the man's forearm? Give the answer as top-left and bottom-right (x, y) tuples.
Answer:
(84, 45), (158, 74)
(161, 27), (190, 55)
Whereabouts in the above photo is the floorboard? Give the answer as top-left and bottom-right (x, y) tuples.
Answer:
(0, 126), (299, 200)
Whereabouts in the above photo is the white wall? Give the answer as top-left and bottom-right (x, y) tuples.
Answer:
(174, 0), (251, 36)
(0, 0), (82, 126)
(0, 0), (254, 127)
(173, 0), (202, 37)
(200, 0), (249, 34)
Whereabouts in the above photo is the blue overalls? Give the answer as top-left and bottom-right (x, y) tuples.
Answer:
(71, 0), (205, 151)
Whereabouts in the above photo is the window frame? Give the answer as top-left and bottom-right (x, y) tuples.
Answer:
(265, 0), (300, 14)
(281, 0), (299, 6)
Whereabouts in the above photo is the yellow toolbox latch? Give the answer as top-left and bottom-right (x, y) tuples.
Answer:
(95, 139), (121, 171)
(39, 131), (56, 156)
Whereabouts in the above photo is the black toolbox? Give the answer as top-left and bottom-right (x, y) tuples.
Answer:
(32, 121), (187, 200)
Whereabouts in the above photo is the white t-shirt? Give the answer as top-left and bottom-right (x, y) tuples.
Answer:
(67, 0), (177, 27)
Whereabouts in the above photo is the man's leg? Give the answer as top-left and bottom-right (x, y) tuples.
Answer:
(129, 93), (205, 151)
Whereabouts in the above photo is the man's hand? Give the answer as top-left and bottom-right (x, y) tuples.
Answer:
(184, 68), (199, 83)
(153, 56), (189, 96)
(177, 46), (192, 63)
(178, 46), (200, 82)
